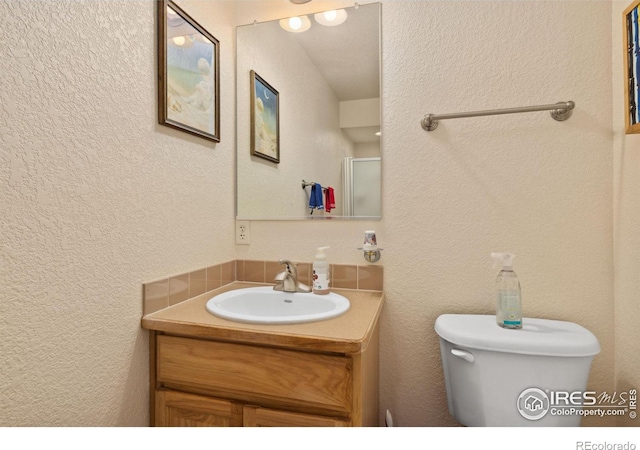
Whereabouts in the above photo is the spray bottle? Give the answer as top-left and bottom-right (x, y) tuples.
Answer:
(491, 253), (522, 329)
(313, 246), (331, 295)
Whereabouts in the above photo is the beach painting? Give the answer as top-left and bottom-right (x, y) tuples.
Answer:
(158, 0), (220, 141)
(624, 0), (640, 134)
(250, 70), (279, 163)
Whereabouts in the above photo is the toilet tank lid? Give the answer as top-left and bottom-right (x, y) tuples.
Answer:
(434, 314), (600, 357)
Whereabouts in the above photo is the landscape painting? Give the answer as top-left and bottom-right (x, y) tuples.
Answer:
(158, 0), (220, 141)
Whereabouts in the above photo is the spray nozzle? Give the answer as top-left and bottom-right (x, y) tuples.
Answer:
(491, 252), (515, 270)
(315, 246), (330, 259)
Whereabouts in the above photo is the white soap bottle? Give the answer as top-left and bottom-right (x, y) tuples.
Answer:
(491, 252), (522, 329)
(313, 246), (331, 295)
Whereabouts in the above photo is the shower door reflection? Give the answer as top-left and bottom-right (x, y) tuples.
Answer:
(343, 157), (381, 217)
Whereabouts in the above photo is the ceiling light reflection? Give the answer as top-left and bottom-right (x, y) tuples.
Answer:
(279, 15), (312, 32)
(314, 9), (347, 26)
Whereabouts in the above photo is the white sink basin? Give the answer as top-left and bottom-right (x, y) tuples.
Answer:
(205, 286), (350, 324)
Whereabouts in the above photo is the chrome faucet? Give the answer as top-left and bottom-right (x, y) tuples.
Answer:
(273, 260), (311, 293)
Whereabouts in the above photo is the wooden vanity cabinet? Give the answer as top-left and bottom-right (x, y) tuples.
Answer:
(149, 327), (379, 427)
(242, 405), (348, 427)
(156, 390), (243, 427)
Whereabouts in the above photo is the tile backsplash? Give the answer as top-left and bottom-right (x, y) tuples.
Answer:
(143, 260), (383, 316)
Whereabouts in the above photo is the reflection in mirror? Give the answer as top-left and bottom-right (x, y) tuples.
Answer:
(236, 3), (381, 220)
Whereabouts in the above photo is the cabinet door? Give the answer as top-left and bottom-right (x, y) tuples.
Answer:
(156, 390), (243, 427)
(243, 405), (348, 427)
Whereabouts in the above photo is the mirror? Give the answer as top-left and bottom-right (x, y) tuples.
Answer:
(236, 3), (381, 220)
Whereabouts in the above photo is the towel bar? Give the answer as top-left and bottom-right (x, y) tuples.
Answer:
(421, 101), (575, 131)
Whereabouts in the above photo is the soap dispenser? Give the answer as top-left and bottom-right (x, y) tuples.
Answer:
(491, 252), (522, 329)
(313, 246), (330, 295)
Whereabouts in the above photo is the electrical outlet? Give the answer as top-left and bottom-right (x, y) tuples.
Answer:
(236, 220), (251, 245)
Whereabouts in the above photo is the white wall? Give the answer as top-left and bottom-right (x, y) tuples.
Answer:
(1, 0), (626, 428)
(383, 0), (613, 426)
(0, 0), (236, 425)
(340, 98), (381, 128)
(354, 142), (381, 158)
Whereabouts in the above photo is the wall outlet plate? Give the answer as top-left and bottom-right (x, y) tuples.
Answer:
(236, 220), (251, 245)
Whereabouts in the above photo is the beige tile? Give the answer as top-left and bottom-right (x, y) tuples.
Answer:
(235, 260), (245, 281)
(206, 264), (221, 292)
(244, 260), (266, 283)
(331, 264), (357, 289)
(358, 265), (383, 291)
(143, 279), (169, 315)
(266, 261), (282, 284)
(296, 262), (311, 286)
(189, 269), (206, 298)
(145, 259), (382, 316)
(169, 273), (190, 306)
(221, 261), (235, 285)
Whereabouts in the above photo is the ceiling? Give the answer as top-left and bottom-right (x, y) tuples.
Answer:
(288, 3), (380, 102)
(289, 4), (380, 143)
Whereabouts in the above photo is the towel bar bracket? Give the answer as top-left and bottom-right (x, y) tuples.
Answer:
(422, 114), (439, 131)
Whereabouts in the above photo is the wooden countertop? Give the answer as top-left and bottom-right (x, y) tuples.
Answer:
(141, 282), (384, 354)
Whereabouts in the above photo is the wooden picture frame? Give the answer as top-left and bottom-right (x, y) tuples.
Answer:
(624, 0), (640, 134)
(250, 70), (280, 163)
(158, 0), (220, 142)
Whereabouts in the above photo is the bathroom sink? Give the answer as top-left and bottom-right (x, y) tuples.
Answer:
(205, 286), (350, 324)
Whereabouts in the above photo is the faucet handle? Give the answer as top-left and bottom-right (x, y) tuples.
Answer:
(278, 259), (295, 272)
(274, 271), (286, 281)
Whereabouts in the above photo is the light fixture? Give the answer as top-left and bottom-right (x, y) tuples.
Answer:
(290, 0), (312, 4)
(314, 9), (348, 26)
(171, 34), (195, 48)
(279, 15), (311, 33)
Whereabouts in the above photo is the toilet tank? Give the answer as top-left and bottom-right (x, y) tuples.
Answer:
(435, 314), (600, 427)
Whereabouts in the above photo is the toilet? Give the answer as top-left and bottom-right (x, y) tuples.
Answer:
(435, 314), (600, 426)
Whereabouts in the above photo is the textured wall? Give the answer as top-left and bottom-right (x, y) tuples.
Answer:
(0, 0), (236, 425)
(381, 2), (613, 427)
(612, 0), (640, 427)
(1, 0), (625, 428)
(237, 0), (615, 427)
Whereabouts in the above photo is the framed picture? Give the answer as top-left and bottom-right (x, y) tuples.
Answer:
(250, 70), (280, 163)
(624, 0), (640, 134)
(158, 0), (220, 142)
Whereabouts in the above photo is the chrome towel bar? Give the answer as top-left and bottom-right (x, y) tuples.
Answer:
(302, 180), (326, 191)
(421, 101), (575, 131)
(302, 180), (318, 189)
